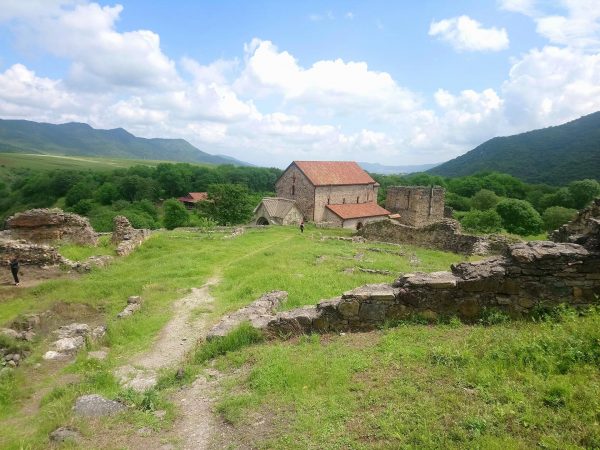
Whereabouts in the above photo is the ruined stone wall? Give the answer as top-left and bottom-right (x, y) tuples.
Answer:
(111, 216), (150, 256)
(385, 186), (445, 227)
(6, 209), (98, 246)
(358, 218), (512, 255)
(255, 240), (600, 337)
(551, 198), (600, 251)
(314, 184), (377, 222)
(275, 165), (315, 221)
(206, 200), (600, 339)
(0, 239), (66, 266)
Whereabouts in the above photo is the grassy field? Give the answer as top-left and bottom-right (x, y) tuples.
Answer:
(0, 225), (469, 448)
(0, 225), (597, 449)
(0, 152), (211, 172)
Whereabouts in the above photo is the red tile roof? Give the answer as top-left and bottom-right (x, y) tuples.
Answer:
(178, 192), (208, 203)
(326, 202), (390, 220)
(293, 161), (376, 186)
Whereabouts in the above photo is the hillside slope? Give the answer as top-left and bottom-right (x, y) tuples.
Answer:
(429, 112), (600, 184)
(0, 119), (249, 166)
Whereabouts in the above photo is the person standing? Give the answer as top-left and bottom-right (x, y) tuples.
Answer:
(9, 255), (19, 286)
(300, 220), (305, 233)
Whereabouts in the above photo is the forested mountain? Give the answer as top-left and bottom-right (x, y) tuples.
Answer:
(0, 119), (249, 166)
(429, 112), (600, 184)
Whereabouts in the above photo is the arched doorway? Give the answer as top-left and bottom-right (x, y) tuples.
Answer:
(256, 217), (269, 225)
(356, 222), (364, 230)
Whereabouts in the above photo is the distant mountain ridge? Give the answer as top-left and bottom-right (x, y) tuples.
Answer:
(359, 161), (440, 174)
(429, 112), (600, 184)
(0, 119), (250, 166)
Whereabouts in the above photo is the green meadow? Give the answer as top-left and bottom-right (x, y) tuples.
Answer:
(0, 225), (597, 449)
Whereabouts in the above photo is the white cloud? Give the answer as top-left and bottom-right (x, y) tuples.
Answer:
(502, 46), (600, 129)
(429, 15), (509, 52)
(235, 39), (420, 117)
(5, 2), (179, 90)
(500, 0), (600, 50)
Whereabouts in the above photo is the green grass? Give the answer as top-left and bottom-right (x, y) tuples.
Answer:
(0, 225), (464, 448)
(212, 307), (600, 449)
(0, 152), (211, 173)
(58, 235), (115, 261)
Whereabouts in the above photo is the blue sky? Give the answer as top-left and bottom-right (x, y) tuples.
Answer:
(0, 0), (599, 167)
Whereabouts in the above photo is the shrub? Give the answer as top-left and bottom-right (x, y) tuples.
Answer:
(496, 198), (543, 235)
(163, 198), (189, 230)
(542, 206), (577, 231)
(446, 192), (471, 212)
(460, 209), (503, 233)
(471, 189), (500, 210)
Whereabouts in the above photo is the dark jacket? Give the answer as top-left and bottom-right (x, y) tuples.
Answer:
(10, 258), (19, 270)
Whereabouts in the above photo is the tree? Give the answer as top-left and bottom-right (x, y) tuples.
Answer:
(163, 199), (189, 230)
(201, 183), (254, 225)
(471, 189), (500, 211)
(95, 182), (120, 205)
(539, 187), (574, 210)
(445, 192), (471, 211)
(496, 199), (543, 235)
(542, 206), (577, 231)
(568, 179), (600, 209)
(447, 176), (482, 197)
(65, 180), (95, 207)
(460, 209), (503, 233)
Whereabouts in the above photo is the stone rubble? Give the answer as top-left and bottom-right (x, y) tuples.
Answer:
(42, 322), (105, 361)
(117, 295), (143, 318)
(206, 291), (288, 340)
(49, 426), (81, 443)
(72, 394), (126, 417)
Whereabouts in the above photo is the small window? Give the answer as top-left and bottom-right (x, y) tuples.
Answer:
(327, 197), (330, 204)
(292, 184), (295, 196)
(343, 198), (346, 204)
(357, 196), (359, 203)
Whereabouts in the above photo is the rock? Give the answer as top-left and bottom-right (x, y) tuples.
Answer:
(154, 409), (167, 420)
(7, 360), (16, 368)
(73, 394), (126, 417)
(22, 331), (36, 342)
(91, 325), (107, 340)
(127, 295), (142, 304)
(54, 336), (85, 353)
(111, 216), (151, 256)
(43, 350), (69, 361)
(5, 208), (98, 245)
(54, 323), (90, 339)
(0, 328), (19, 339)
(88, 350), (108, 360)
(117, 303), (141, 318)
(49, 427), (80, 443)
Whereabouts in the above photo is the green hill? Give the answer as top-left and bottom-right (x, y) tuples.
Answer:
(0, 119), (249, 166)
(429, 111), (600, 184)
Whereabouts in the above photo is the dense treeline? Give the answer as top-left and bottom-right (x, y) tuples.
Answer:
(0, 161), (597, 235)
(0, 163), (281, 230)
(372, 172), (600, 236)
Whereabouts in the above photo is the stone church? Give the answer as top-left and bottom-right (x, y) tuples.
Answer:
(275, 161), (390, 229)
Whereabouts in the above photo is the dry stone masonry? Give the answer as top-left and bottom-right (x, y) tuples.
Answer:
(0, 238), (66, 266)
(5, 208), (98, 245)
(111, 215), (151, 256)
(221, 200), (600, 338)
(359, 218), (515, 256)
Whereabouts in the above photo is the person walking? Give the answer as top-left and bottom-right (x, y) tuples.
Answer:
(300, 220), (305, 233)
(9, 255), (19, 286)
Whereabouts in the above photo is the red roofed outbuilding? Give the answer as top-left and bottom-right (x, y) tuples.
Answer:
(274, 161), (389, 229)
(177, 192), (208, 209)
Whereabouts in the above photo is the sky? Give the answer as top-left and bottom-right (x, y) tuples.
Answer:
(0, 0), (599, 168)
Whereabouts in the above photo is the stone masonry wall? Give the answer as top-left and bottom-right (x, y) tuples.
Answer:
(6, 208), (98, 246)
(314, 184), (378, 222)
(275, 165), (315, 221)
(358, 218), (513, 256)
(111, 216), (151, 256)
(550, 198), (600, 251)
(385, 186), (445, 227)
(209, 200), (600, 338)
(0, 238), (66, 266)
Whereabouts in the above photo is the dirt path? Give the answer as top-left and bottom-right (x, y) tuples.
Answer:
(115, 276), (220, 392)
